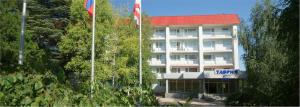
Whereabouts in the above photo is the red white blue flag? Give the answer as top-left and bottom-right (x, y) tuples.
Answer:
(84, 0), (94, 16)
(133, 0), (141, 25)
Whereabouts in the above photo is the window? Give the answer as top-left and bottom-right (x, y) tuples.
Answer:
(171, 41), (183, 50)
(203, 28), (212, 32)
(222, 28), (229, 31)
(189, 68), (198, 72)
(187, 55), (197, 60)
(203, 28), (215, 36)
(184, 28), (197, 36)
(204, 55), (213, 61)
(155, 41), (163, 48)
(192, 80), (200, 93)
(176, 42), (183, 50)
(223, 55), (232, 62)
(170, 29), (180, 36)
(171, 55), (180, 61)
(185, 68), (198, 72)
(158, 80), (166, 86)
(185, 80), (192, 92)
(177, 80), (184, 92)
(156, 67), (166, 73)
(169, 80), (177, 92)
(223, 40), (231, 48)
(171, 68), (180, 73)
(204, 41), (215, 49)
(154, 28), (165, 36)
(156, 54), (162, 60)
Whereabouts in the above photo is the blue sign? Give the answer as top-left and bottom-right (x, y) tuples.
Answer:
(215, 69), (239, 75)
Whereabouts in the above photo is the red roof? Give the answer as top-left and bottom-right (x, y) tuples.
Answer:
(150, 14), (240, 26)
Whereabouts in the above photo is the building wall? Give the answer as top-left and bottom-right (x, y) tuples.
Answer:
(150, 25), (238, 72)
(150, 25), (241, 98)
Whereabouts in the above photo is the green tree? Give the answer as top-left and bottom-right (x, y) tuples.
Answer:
(226, 0), (299, 106)
(26, 0), (70, 63)
(0, 0), (82, 106)
(0, 0), (158, 106)
(59, 0), (157, 106)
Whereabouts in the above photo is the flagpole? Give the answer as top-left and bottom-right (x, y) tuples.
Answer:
(90, 0), (96, 99)
(139, 0), (142, 88)
(139, 0), (142, 105)
(19, 0), (27, 65)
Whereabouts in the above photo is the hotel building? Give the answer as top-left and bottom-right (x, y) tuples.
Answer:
(148, 14), (246, 99)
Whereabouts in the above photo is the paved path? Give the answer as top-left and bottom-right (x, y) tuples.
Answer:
(157, 97), (224, 106)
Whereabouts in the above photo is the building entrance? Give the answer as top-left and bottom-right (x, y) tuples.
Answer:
(205, 79), (236, 94)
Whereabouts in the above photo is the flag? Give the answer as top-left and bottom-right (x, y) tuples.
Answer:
(133, 0), (141, 25)
(84, 0), (94, 16)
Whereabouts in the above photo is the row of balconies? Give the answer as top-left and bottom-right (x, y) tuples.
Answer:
(152, 31), (232, 40)
(148, 60), (233, 66)
(151, 47), (232, 53)
(151, 40), (233, 53)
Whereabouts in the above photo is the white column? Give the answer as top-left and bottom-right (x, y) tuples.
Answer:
(166, 27), (171, 73)
(198, 26), (204, 72)
(165, 80), (169, 93)
(232, 25), (239, 69)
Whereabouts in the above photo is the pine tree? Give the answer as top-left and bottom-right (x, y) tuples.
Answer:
(26, 0), (70, 63)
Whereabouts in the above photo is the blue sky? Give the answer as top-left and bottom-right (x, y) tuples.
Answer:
(110, 0), (259, 71)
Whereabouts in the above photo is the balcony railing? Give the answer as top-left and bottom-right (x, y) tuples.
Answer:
(171, 59), (199, 65)
(149, 60), (166, 65)
(152, 34), (165, 39)
(203, 31), (232, 38)
(203, 47), (232, 52)
(169, 34), (198, 39)
(170, 47), (198, 52)
(152, 48), (166, 52)
(204, 60), (233, 65)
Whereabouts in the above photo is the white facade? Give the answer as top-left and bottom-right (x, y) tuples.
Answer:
(150, 24), (244, 98)
(150, 25), (239, 73)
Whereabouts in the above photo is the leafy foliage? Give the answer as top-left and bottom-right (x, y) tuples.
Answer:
(225, 0), (299, 106)
(0, 0), (158, 106)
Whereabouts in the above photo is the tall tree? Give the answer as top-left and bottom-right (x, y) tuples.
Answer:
(26, 0), (70, 63)
(277, 0), (299, 105)
(0, 0), (82, 106)
(59, 0), (116, 91)
(59, 0), (157, 105)
(226, 0), (299, 106)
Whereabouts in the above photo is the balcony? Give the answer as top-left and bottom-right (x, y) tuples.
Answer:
(169, 34), (198, 40)
(170, 59), (199, 66)
(169, 28), (198, 40)
(203, 31), (232, 39)
(149, 60), (166, 66)
(151, 34), (165, 40)
(151, 48), (166, 53)
(204, 60), (233, 66)
(203, 40), (232, 51)
(203, 47), (232, 53)
(170, 48), (198, 53)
